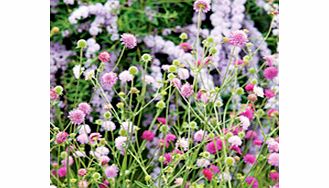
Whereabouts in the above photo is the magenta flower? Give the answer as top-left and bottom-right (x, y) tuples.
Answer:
(78, 102), (92, 115)
(228, 30), (248, 47)
(101, 72), (118, 88)
(98, 51), (111, 63)
(50, 89), (59, 100)
(68, 109), (85, 125)
(269, 171), (279, 181)
(78, 168), (87, 176)
(245, 176), (259, 188)
(243, 154), (256, 165)
(179, 42), (192, 52)
(165, 133), (177, 142)
(180, 83), (194, 98)
(202, 168), (213, 181)
(264, 66), (278, 80)
(193, 0), (211, 13)
(120, 33), (137, 49)
(245, 83), (254, 92)
(206, 138), (222, 154)
(141, 130), (155, 141)
(157, 117), (167, 124)
(265, 89), (275, 99)
(55, 131), (68, 144)
(57, 166), (67, 177)
(164, 153), (172, 165)
(240, 107), (254, 120)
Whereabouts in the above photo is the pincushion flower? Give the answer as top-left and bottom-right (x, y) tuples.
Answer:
(176, 138), (189, 151)
(98, 51), (110, 63)
(68, 109), (85, 125)
(78, 102), (92, 115)
(197, 158), (210, 167)
(57, 166), (67, 177)
(115, 136), (127, 154)
(179, 42), (192, 52)
(228, 30), (248, 47)
(264, 66), (278, 80)
(245, 83), (254, 92)
(174, 178), (184, 186)
(105, 164), (119, 178)
(78, 168), (87, 176)
(193, 0), (211, 13)
(269, 171), (279, 181)
(178, 68), (190, 80)
(243, 154), (256, 165)
(50, 89), (59, 100)
(180, 83), (193, 98)
(102, 121), (116, 131)
(239, 115), (250, 130)
(120, 33), (137, 49)
(78, 180), (88, 188)
(245, 176), (259, 188)
(268, 153), (279, 166)
(55, 131), (68, 144)
(206, 138), (222, 154)
(194, 130), (206, 142)
(77, 124), (91, 135)
(253, 85), (264, 97)
(141, 130), (155, 141)
(171, 78), (182, 88)
(265, 89), (275, 99)
(228, 135), (242, 146)
(119, 70), (133, 83)
(77, 134), (88, 144)
(101, 72), (118, 88)
(202, 168), (213, 181)
(165, 133), (177, 143)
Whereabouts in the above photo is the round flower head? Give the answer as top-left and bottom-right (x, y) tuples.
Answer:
(119, 70), (134, 83)
(55, 131), (68, 144)
(115, 136), (127, 154)
(245, 83), (254, 92)
(228, 30), (248, 47)
(78, 102), (92, 115)
(239, 115), (251, 130)
(78, 180), (88, 188)
(105, 164), (119, 178)
(50, 89), (59, 100)
(141, 130), (155, 141)
(101, 72), (118, 88)
(171, 78), (182, 88)
(179, 42), (192, 52)
(264, 66), (278, 80)
(228, 135), (242, 146)
(194, 130), (206, 142)
(193, 0), (211, 13)
(102, 121), (116, 131)
(268, 153), (279, 166)
(89, 132), (102, 144)
(202, 168), (213, 181)
(120, 33), (137, 49)
(58, 166), (67, 177)
(78, 168), (87, 176)
(165, 133), (177, 142)
(98, 51), (110, 63)
(175, 177), (184, 186)
(180, 83), (194, 98)
(243, 154), (256, 165)
(77, 134), (88, 144)
(245, 176), (259, 188)
(164, 153), (172, 165)
(269, 171), (279, 181)
(68, 109), (85, 125)
(206, 138), (222, 154)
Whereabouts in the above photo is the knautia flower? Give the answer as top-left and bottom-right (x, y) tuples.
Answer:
(57, 166), (67, 177)
(78, 102), (92, 115)
(228, 135), (242, 146)
(50, 88), (59, 100)
(55, 131), (68, 144)
(141, 130), (155, 141)
(180, 83), (194, 98)
(202, 168), (213, 181)
(120, 33), (137, 49)
(268, 153), (279, 166)
(101, 72), (118, 88)
(119, 70), (134, 83)
(78, 168), (87, 176)
(193, 0), (211, 13)
(228, 30), (248, 47)
(105, 164), (119, 178)
(68, 109), (85, 125)
(206, 138), (222, 154)
(115, 136), (127, 154)
(245, 176), (259, 188)
(264, 66), (278, 80)
(177, 68), (190, 80)
(98, 51), (111, 63)
(102, 121), (116, 131)
(77, 134), (88, 144)
(196, 158), (210, 167)
(176, 137), (189, 151)
(253, 85), (264, 98)
(78, 180), (88, 188)
(174, 177), (184, 186)
(243, 154), (256, 165)
(239, 115), (250, 130)
(194, 130), (206, 142)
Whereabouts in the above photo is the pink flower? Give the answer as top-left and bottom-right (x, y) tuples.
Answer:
(50, 89), (59, 100)
(119, 70), (133, 82)
(157, 117), (167, 125)
(206, 138), (222, 154)
(268, 109), (279, 117)
(179, 42), (192, 52)
(77, 134), (89, 144)
(115, 136), (127, 154)
(78, 168), (87, 176)
(105, 164), (119, 178)
(193, 0), (211, 13)
(230, 145), (242, 155)
(89, 132), (101, 144)
(243, 154), (256, 165)
(180, 83), (194, 98)
(241, 107), (254, 120)
(235, 59), (244, 65)
(171, 78), (181, 88)
(228, 30), (248, 47)
(58, 166), (67, 177)
(99, 156), (110, 166)
(264, 66), (278, 80)
(197, 90), (209, 103)
(78, 180), (88, 188)
(141, 130), (155, 141)
(61, 156), (74, 166)
(120, 33), (137, 49)
(165, 133), (177, 142)
(269, 171), (279, 181)
(265, 89), (275, 99)
(267, 138), (279, 153)
(253, 139), (263, 146)
(164, 153), (172, 165)
(245, 83), (254, 92)
(101, 72), (118, 88)
(55, 131), (68, 144)
(245, 176), (258, 188)
(99, 180), (109, 188)
(268, 153), (279, 166)
(98, 51), (111, 63)
(202, 168), (213, 181)
(228, 135), (242, 146)
(78, 102), (92, 115)
(194, 130), (205, 142)
(209, 165), (220, 174)
(68, 109), (85, 125)
(264, 55), (274, 66)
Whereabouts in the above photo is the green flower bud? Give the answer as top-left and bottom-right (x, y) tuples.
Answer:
(161, 90), (167, 96)
(95, 119), (103, 125)
(206, 36), (214, 44)
(168, 65), (177, 73)
(125, 170), (130, 175)
(256, 109), (265, 117)
(99, 138), (106, 145)
(116, 102), (124, 109)
(141, 53), (152, 63)
(236, 87), (244, 95)
(238, 131), (245, 139)
(179, 32), (188, 40)
(208, 132), (215, 139)
(130, 87), (140, 94)
(243, 55), (252, 63)
(159, 124), (168, 133)
(246, 42), (253, 48)
(189, 121), (198, 129)
(77, 39), (87, 49)
(172, 59), (181, 66)
(119, 129), (127, 136)
(156, 100), (166, 109)
(70, 178), (77, 183)
(225, 157), (235, 166)
(159, 156), (165, 163)
(129, 66), (138, 75)
(167, 73), (176, 80)
(118, 92), (126, 98)
(165, 167), (174, 173)
(248, 68), (256, 74)
(214, 100), (223, 107)
(103, 111), (111, 119)
(69, 133), (76, 139)
(251, 78), (258, 85)
(225, 132), (233, 139)
(236, 173), (244, 180)
(54, 85), (63, 95)
(145, 175), (152, 182)
(182, 122), (189, 129)
(209, 47), (217, 55)
(60, 151), (67, 159)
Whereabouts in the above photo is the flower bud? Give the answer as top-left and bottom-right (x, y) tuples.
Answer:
(225, 157), (235, 166)
(159, 156), (165, 163)
(92, 172), (101, 180)
(116, 102), (124, 109)
(214, 100), (223, 107)
(160, 125), (169, 133)
(119, 129), (127, 136)
(236, 87), (244, 95)
(243, 55), (252, 64)
(251, 79), (258, 85)
(77, 39), (87, 49)
(145, 175), (152, 182)
(60, 152), (68, 159)
(208, 132), (215, 139)
(225, 132), (233, 139)
(118, 92), (125, 98)
(238, 131), (245, 138)
(156, 100), (166, 109)
(129, 66), (138, 75)
(248, 68), (256, 74)
(246, 42), (253, 48)
(54, 85), (63, 95)
(95, 119), (103, 125)
(168, 73), (176, 80)
(172, 59), (181, 66)
(189, 121), (198, 129)
(141, 54), (152, 63)
(248, 94), (257, 102)
(70, 133), (76, 139)
(168, 65), (177, 73)
(70, 178), (77, 183)
(179, 32), (188, 40)
(209, 47), (217, 55)
(51, 27), (60, 34)
(103, 111), (111, 119)
(130, 87), (140, 94)
(256, 109), (265, 117)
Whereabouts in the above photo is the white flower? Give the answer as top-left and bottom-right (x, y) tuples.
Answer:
(84, 69), (95, 80)
(119, 70), (133, 82)
(73, 64), (85, 79)
(115, 136), (127, 153)
(95, 146), (109, 157)
(178, 68), (190, 80)
(102, 121), (116, 131)
(253, 85), (264, 97)
(228, 135), (242, 146)
(144, 75), (155, 85)
(174, 177), (184, 186)
(196, 158), (210, 167)
(77, 124), (91, 135)
(239, 115), (250, 130)
(176, 137), (189, 151)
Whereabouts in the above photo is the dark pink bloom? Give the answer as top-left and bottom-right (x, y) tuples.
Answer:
(98, 51), (111, 63)
(158, 139), (169, 148)
(157, 117), (167, 125)
(253, 139), (263, 146)
(245, 130), (257, 140)
(265, 89), (275, 99)
(245, 83), (254, 92)
(78, 168), (87, 176)
(245, 176), (258, 188)
(269, 171), (279, 181)
(165, 133), (177, 142)
(58, 166), (67, 177)
(235, 59), (244, 65)
(244, 154), (256, 165)
(206, 138), (222, 154)
(101, 72), (118, 88)
(230, 145), (242, 155)
(89, 132), (101, 144)
(202, 168), (213, 181)
(268, 109), (279, 117)
(241, 107), (254, 120)
(121, 33), (137, 49)
(141, 130), (155, 141)
(55, 131), (68, 144)
(179, 42), (192, 52)
(78, 102), (92, 115)
(99, 180), (109, 188)
(264, 66), (278, 80)
(164, 153), (172, 165)
(180, 83), (194, 98)
(228, 30), (248, 47)
(68, 109), (85, 125)
(209, 165), (220, 174)
(264, 55), (274, 66)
